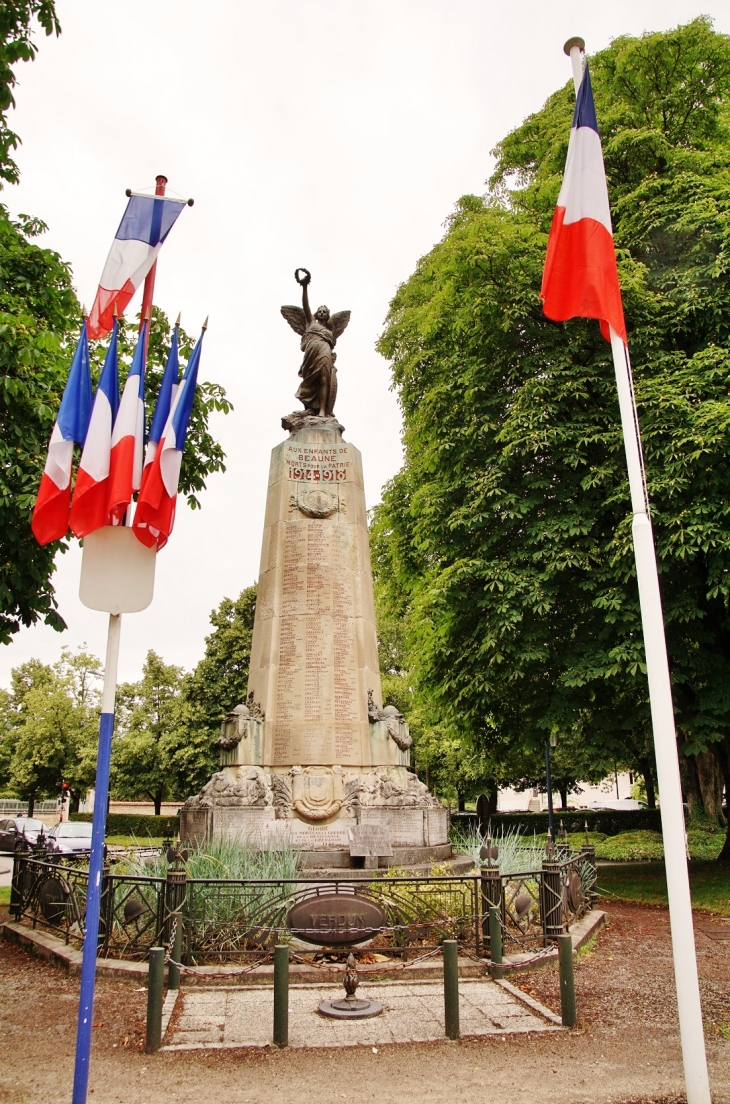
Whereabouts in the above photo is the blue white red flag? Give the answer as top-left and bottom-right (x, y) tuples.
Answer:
(31, 323), (93, 545)
(107, 321), (147, 524)
(87, 194), (186, 340)
(69, 322), (119, 537)
(144, 322), (179, 471)
(133, 323), (206, 550)
(541, 63), (626, 343)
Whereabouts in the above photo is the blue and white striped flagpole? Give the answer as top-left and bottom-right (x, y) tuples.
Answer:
(72, 612), (121, 1104)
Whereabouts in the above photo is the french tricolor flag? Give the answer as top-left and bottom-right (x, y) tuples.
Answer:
(31, 324), (92, 546)
(69, 322), (119, 538)
(143, 320), (179, 474)
(87, 194), (186, 340)
(541, 63), (626, 343)
(134, 324), (206, 550)
(107, 321), (147, 525)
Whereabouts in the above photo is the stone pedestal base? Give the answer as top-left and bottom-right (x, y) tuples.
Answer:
(179, 767), (450, 868)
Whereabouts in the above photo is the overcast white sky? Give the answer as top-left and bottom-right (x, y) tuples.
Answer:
(2, 0), (727, 686)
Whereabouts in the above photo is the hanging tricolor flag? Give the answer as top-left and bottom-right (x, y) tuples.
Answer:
(31, 324), (93, 546)
(87, 193), (186, 340)
(143, 319), (179, 475)
(540, 62), (626, 343)
(68, 322), (119, 538)
(133, 322), (206, 550)
(107, 320), (147, 525)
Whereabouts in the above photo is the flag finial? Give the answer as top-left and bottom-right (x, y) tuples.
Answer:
(563, 36), (585, 55)
(175, 312), (181, 326)
(202, 316), (209, 330)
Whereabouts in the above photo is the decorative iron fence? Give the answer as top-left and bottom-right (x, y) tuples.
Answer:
(9, 845), (596, 964)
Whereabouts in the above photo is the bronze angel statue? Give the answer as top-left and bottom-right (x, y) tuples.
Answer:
(281, 268), (350, 418)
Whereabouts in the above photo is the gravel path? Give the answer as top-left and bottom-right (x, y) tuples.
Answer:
(1, 902), (729, 1104)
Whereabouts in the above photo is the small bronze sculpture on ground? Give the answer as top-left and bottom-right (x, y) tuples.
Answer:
(281, 268), (351, 417)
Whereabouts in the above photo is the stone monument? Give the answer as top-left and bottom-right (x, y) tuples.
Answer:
(181, 269), (449, 867)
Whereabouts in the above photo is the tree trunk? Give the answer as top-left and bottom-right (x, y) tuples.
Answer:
(695, 749), (724, 821)
(639, 757), (656, 809)
(486, 782), (498, 816)
(679, 751), (702, 818)
(69, 789), (81, 815)
(558, 783), (569, 811)
(27, 789), (35, 817)
(457, 791), (466, 812)
(154, 792), (162, 817)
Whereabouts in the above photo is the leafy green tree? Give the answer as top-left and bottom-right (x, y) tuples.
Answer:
(111, 651), (185, 815)
(170, 585), (258, 797)
(0, 1), (60, 186)
(372, 18), (730, 850)
(0, 2), (232, 643)
(3, 648), (101, 813)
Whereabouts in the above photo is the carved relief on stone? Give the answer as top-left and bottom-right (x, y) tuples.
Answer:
(368, 692), (412, 752)
(218, 704), (249, 750)
(291, 765), (344, 822)
(367, 689), (383, 724)
(382, 705), (413, 752)
(289, 487), (340, 519)
(185, 768), (273, 808)
(356, 767), (440, 809)
(271, 772), (293, 818)
(245, 692), (265, 720)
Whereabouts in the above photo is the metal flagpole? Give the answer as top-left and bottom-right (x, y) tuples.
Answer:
(139, 174), (168, 336)
(566, 41), (712, 1104)
(72, 612), (122, 1104)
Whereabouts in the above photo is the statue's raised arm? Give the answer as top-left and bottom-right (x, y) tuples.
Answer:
(280, 269), (350, 419)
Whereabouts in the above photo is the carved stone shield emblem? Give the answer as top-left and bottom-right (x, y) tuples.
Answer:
(292, 766), (344, 821)
(293, 488), (338, 518)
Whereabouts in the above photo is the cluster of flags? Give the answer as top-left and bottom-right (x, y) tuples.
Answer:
(31, 189), (203, 554)
(31, 315), (205, 552)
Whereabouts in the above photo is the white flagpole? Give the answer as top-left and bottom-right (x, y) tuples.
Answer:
(566, 41), (711, 1104)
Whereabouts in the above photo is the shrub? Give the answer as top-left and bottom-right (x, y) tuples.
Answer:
(70, 812), (179, 837)
(451, 809), (662, 837)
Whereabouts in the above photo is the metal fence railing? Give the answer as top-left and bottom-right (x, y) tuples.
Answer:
(0, 799), (60, 815)
(9, 843), (597, 966)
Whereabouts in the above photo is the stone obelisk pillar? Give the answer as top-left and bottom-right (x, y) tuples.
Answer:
(249, 417), (379, 767)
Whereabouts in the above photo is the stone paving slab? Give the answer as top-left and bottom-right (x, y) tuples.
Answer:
(163, 978), (561, 1051)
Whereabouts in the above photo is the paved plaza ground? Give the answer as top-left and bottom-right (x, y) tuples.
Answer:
(1, 901), (730, 1104)
(163, 978), (559, 1050)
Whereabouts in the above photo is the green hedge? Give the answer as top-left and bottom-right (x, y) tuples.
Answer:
(451, 808), (662, 837)
(71, 812), (179, 837)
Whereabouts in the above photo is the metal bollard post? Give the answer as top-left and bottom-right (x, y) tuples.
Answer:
(168, 918), (183, 990)
(443, 940), (460, 1040)
(557, 934), (576, 1027)
(145, 947), (165, 1053)
(488, 906), (503, 979)
(273, 944), (289, 1047)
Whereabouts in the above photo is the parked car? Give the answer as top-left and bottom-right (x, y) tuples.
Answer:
(588, 797), (649, 811)
(0, 816), (47, 852)
(46, 821), (93, 855)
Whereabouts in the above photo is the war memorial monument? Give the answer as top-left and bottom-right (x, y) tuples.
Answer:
(181, 269), (449, 867)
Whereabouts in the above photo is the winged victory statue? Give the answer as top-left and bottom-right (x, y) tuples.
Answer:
(281, 268), (351, 418)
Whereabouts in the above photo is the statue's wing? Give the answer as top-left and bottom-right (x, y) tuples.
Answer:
(330, 310), (351, 340)
(280, 305), (307, 336)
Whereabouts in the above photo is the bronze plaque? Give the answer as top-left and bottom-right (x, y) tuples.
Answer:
(287, 893), (385, 945)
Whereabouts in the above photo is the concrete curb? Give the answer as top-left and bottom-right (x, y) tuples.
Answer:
(2, 907), (606, 986)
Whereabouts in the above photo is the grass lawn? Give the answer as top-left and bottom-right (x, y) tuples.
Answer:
(0, 885), (9, 905)
(106, 835), (165, 847)
(597, 860), (730, 916)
